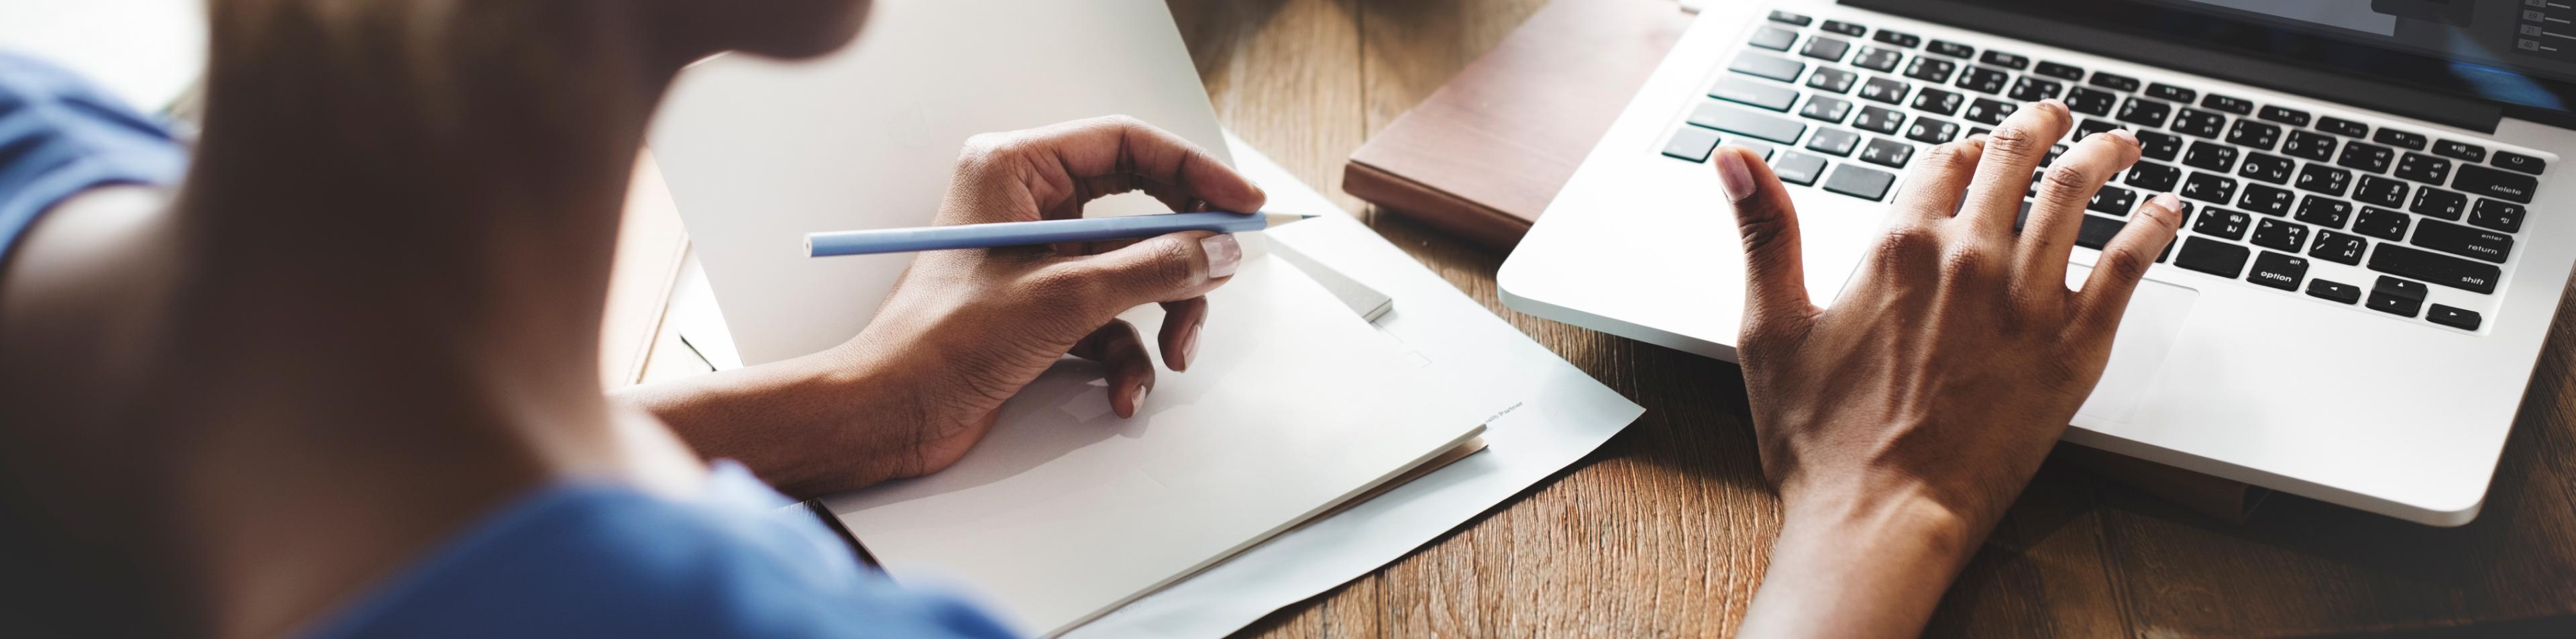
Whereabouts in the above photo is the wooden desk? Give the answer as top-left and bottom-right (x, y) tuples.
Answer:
(612, 1), (2576, 635)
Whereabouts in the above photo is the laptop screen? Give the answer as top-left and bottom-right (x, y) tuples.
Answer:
(1862, 0), (2576, 117)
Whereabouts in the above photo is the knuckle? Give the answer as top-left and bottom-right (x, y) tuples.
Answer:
(1984, 121), (2049, 160)
(1024, 264), (1111, 315)
(1144, 237), (1203, 288)
(1735, 205), (1796, 253)
(1872, 225), (1942, 271)
(1919, 141), (1978, 174)
(1937, 244), (2000, 281)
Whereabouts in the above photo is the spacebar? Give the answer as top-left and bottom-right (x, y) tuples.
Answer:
(2368, 244), (2501, 294)
(1687, 102), (1808, 144)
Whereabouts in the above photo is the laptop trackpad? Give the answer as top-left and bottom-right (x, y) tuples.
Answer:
(2072, 268), (2199, 425)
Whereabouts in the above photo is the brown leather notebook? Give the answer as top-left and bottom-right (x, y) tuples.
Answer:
(1342, 0), (1692, 249)
(1344, 0), (2264, 523)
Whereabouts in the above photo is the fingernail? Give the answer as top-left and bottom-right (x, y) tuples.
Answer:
(1134, 382), (1151, 409)
(2108, 128), (2139, 146)
(2035, 98), (2066, 115)
(1202, 234), (1242, 279)
(1182, 320), (1201, 367)
(2151, 193), (2182, 220)
(1714, 146), (1756, 203)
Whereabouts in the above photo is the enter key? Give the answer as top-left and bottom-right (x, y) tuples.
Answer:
(2412, 218), (2514, 263)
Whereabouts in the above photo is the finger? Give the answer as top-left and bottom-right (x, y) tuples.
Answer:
(1157, 297), (1208, 371)
(1053, 230), (1236, 317)
(2016, 127), (2141, 290)
(969, 115), (1267, 219)
(1069, 320), (1158, 418)
(1892, 136), (1987, 222)
(1960, 99), (2073, 235)
(1713, 145), (1818, 332)
(2076, 192), (2186, 325)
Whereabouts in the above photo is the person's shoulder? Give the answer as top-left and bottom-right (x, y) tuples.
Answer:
(302, 478), (1018, 639)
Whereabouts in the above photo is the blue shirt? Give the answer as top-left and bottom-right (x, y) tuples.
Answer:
(0, 52), (1017, 639)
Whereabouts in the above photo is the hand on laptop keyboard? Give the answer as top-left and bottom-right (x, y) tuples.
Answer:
(1717, 100), (2184, 638)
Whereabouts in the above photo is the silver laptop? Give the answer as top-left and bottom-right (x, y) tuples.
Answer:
(1503, 0), (2576, 526)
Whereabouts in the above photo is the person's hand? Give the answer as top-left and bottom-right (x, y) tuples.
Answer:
(1725, 100), (2182, 638)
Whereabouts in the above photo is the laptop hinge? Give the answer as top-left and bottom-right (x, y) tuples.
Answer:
(1841, 0), (2509, 133)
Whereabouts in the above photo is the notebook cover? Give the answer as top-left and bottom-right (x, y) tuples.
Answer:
(1341, 0), (1691, 248)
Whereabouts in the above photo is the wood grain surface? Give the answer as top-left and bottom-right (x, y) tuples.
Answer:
(1165, 1), (2576, 636)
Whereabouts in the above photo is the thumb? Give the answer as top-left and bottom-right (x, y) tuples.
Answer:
(1058, 231), (1240, 313)
(1715, 145), (1811, 329)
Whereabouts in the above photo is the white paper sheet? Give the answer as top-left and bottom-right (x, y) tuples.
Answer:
(1058, 135), (1646, 638)
(822, 250), (1487, 637)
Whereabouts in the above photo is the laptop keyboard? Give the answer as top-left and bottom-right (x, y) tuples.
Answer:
(1659, 8), (2553, 334)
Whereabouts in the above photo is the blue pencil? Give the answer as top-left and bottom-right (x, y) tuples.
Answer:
(804, 211), (1316, 257)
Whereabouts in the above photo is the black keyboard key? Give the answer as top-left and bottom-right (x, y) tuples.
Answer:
(2251, 217), (2308, 252)
(2355, 206), (2411, 241)
(1911, 88), (1964, 115)
(2007, 76), (2062, 101)
(2200, 93), (2254, 115)
(2182, 141), (2237, 173)
(2238, 152), (2293, 184)
(2428, 305), (2482, 330)
(2259, 105), (2313, 126)
(2074, 118), (2121, 141)
(2282, 130), (2338, 162)
(1771, 150), (1828, 186)
(1904, 57), (1957, 83)
(2033, 60), (2085, 81)
(2308, 279), (2361, 304)
(2171, 108), (2226, 138)
(1730, 52), (1805, 83)
(1964, 98), (2017, 126)
(2076, 213), (2126, 249)
(1860, 136), (1913, 168)
(2370, 245), (2501, 294)
(2353, 175), (2409, 208)
(1858, 77), (1911, 104)
(2248, 251), (2308, 291)
(1807, 128), (1862, 156)
(2125, 161), (2182, 192)
(1955, 66), (2010, 94)
(1904, 117), (1961, 144)
(2308, 230), (2365, 264)
(2088, 72), (2141, 92)
(2294, 195), (2352, 229)
(2089, 185), (2139, 215)
(2239, 183), (2294, 216)
(2295, 163), (2351, 197)
(2393, 152), (2452, 185)
(2453, 164), (2538, 203)
(2192, 207), (2251, 240)
(1750, 28), (1798, 52)
(2337, 142), (2394, 173)
(2493, 150), (2546, 175)
(2316, 115), (2369, 138)
(1823, 163), (1897, 199)
(1688, 102), (1809, 144)
(2065, 87), (2116, 116)
(1820, 19), (1866, 36)
(1927, 40), (1974, 58)
(2373, 128), (2426, 150)
(1851, 46), (1903, 72)
(2412, 218), (2514, 263)
(1800, 95), (1854, 123)
(1800, 36), (1851, 62)
(1712, 77), (1801, 111)
(1852, 105), (1907, 134)
(2116, 97), (2172, 128)
(2176, 237), (2253, 278)
(2469, 199), (2524, 233)
(1873, 30), (1921, 48)
(2137, 130), (2183, 162)
(1807, 67), (1859, 93)
(1978, 50), (2029, 70)
(2368, 276), (2428, 317)
(1768, 10), (1812, 26)
(2043, 144), (2068, 167)
(1662, 126), (1722, 162)
(2225, 119), (2282, 150)
(2409, 187), (2467, 220)
(2144, 83), (2196, 103)
(2433, 140), (2487, 162)
(2182, 172), (2237, 204)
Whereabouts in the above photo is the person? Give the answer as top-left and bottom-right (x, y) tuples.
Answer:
(0, 1), (2179, 637)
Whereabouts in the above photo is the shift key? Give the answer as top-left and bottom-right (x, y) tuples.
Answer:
(1688, 102), (1809, 144)
(2369, 244), (2501, 294)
